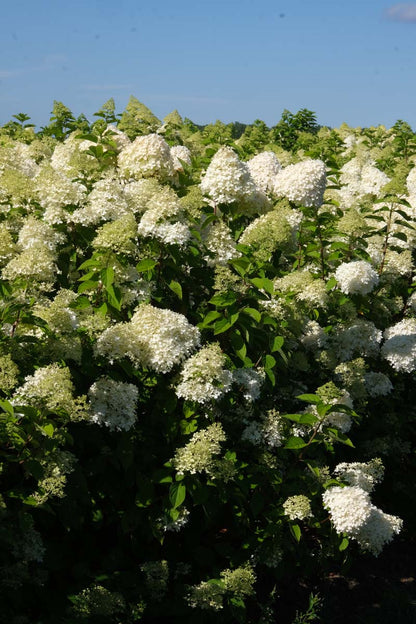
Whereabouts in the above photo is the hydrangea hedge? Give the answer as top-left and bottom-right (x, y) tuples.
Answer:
(1, 99), (415, 622)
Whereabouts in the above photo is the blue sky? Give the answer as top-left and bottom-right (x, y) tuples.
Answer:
(1, 0), (416, 130)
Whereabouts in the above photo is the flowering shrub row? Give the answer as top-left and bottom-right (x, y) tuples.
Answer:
(0, 99), (415, 623)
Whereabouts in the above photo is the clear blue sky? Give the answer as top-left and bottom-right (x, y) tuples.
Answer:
(1, 0), (416, 130)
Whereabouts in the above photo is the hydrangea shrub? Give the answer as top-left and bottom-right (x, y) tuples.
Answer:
(1, 102), (415, 623)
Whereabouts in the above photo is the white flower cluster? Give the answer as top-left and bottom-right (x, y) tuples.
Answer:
(274, 271), (328, 308)
(88, 377), (139, 431)
(381, 318), (416, 372)
(324, 390), (354, 433)
(186, 581), (224, 611)
(406, 166), (416, 197)
(241, 409), (285, 448)
(123, 178), (163, 214)
(334, 260), (379, 296)
(232, 368), (265, 402)
(273, 159), (326, 207)
(118, 133), (175, 182)
(137, 186), (190, 246)
(17, 216), (65, 252)
(300, 320), (329, 350)
(239, 205), (300, 262)
(187, 565), (255, 611)
(158, 508), (190, 533)
(50, 132), (94, 175)
(322, 485), (402, 556)
(104, 124), (131, 150)
(313, 381), (354, 433)
(72, 173), (128, 226)
(338, 157), (390, 207)
(331, 320), (382, 361)
(34, 165), (87, 224)
(96, 304), (200, 373)
(283, 495), (312, 521)
(202, 220), (240, 266)
(175, 343), (233, 403)
(333, 459), (384, 493)
(364, 371), (393, 397)
(200, 147), (256, 205)
(173, 422), (226, 475)
(246, 151), (281, 193)
(170, 145), (192, 171)
(12, 363), (89, 421)
(34, 289), (79, 334)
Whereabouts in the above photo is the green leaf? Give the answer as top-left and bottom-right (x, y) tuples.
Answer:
(101, 266), (114, 289)
(250, 277), (275, 295)
(391, 231), (408, 242)
(136, 258), (157, 272)
(41, 423), (54, 437)
(296, 393), (322, 404)
(168, 280), (183, 300)
(209, 292), (237, 307)
(169, 482), (186, 509)
(339, 537), (349, 551)
(290, 523), (301, 542)
(198, 310), (222, 328)
(326, 276), (337, 290)
(284, 436), (309, 449)
(243, 307), (261, 323)
(78, 280), (98, 294)
(106, 285), (122, 310)
(264, 354), (276, 370)
(282, 413), (319, 425)
(213, 312), (239, 335)
(326, 428), (355, 447)
(230, 331), (247, 361)
(271, 335), (284, 351)
(0, 400), (14, 415)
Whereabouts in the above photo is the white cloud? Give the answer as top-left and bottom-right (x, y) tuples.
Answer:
(386, 3), (416, 22)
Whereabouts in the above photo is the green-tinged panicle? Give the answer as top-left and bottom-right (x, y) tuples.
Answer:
(118, 96), (160, 138)
(0, 354), (19, 392)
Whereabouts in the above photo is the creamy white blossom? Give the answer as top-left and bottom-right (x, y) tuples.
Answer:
(88, 377), (139, 431)
(354, 506), (403, 556)
(283, 495), (312, 520)
(338, 157), (390, 207)
(334, 260), (379, 296)
(173, 422), (226, 475)
(247, 151), (282, 193)
(331, 320), (382, 361)
(202, 220), (240, 266)
(71, 173), (129, 225)
(118, 133), (175, 182)
(96, 304), (200, 373)
(200, 147), (256, 205)
(137, 186), (190, 246)
(17, 216), (65, 252)
(323, 485), (402, 556)
(175, 343), (233, 403)
(232, 368), (265, 402)
(381, 318), (416, 372)
(322, 486), (373, 534)
(364, 371), (393, 397)
(273, 159), (326, 207)
(170, 145), (192, 171)
(333, 459), (384, 493)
